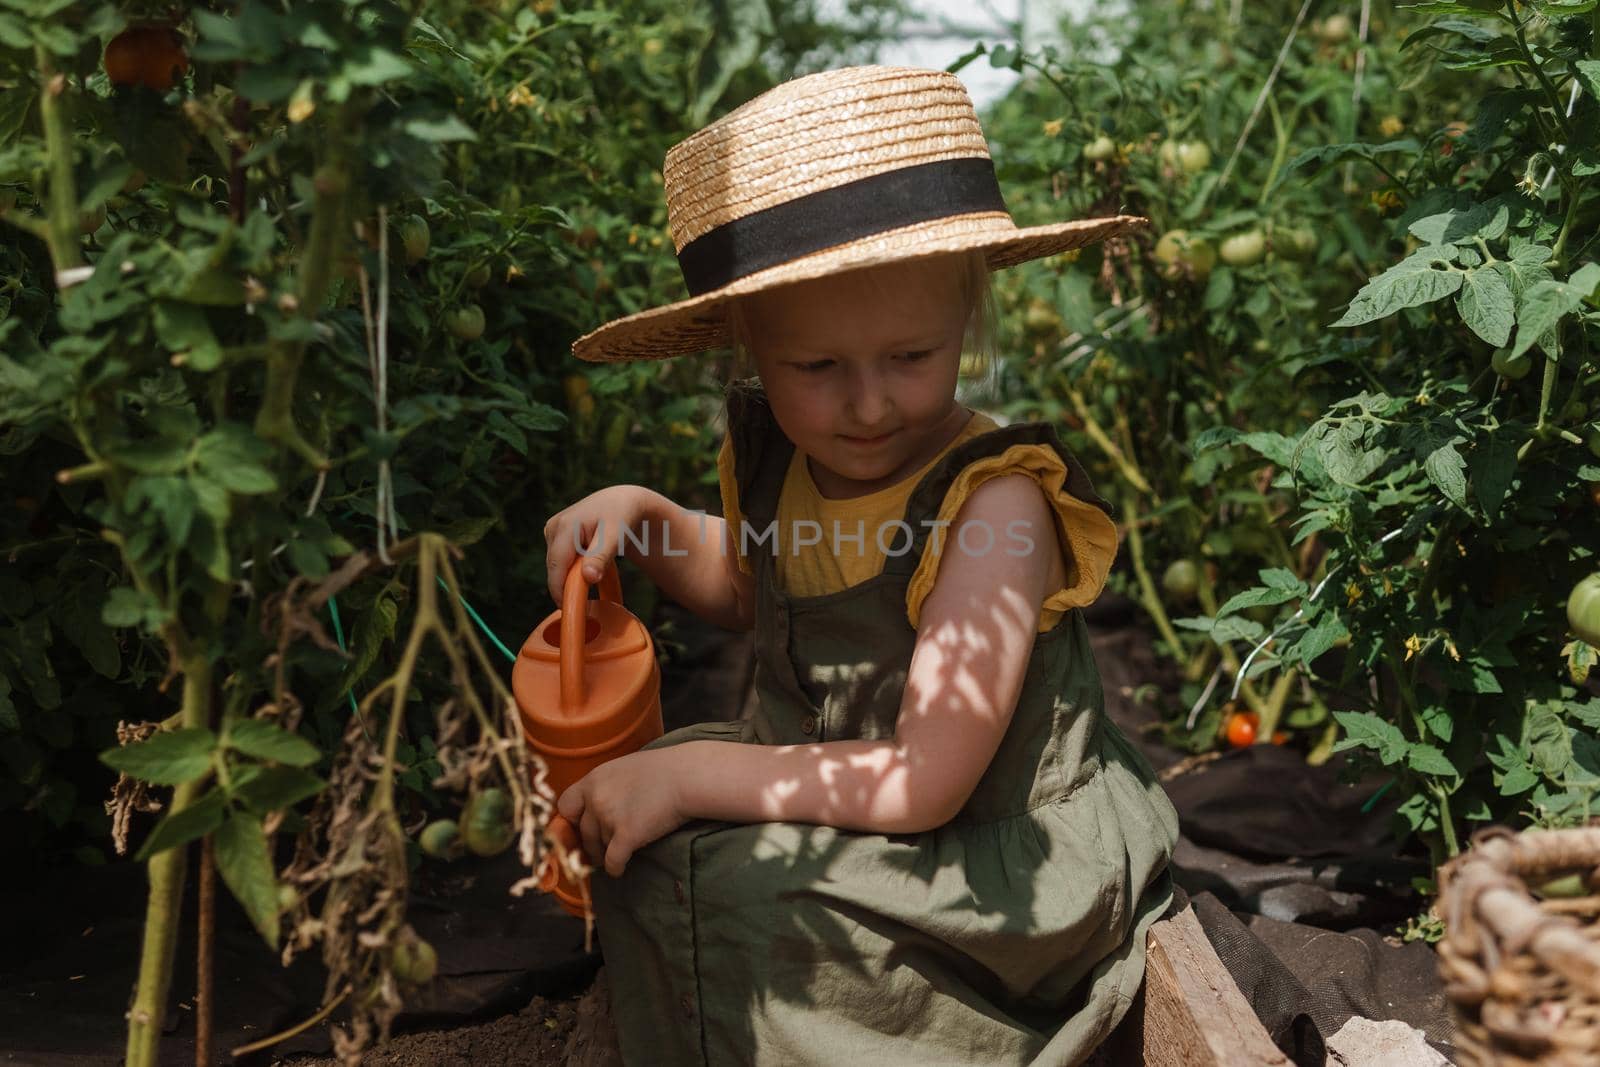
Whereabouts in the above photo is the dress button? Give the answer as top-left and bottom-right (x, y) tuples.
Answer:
(800, 714), (817, 736)
(674, 878), (686, 905)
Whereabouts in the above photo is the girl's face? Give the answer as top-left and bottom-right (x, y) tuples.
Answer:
(746, 257), (972, 500)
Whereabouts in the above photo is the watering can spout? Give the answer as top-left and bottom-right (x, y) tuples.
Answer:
(514, 559), (663, 918)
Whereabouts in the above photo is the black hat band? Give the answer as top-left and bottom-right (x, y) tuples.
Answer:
(674, 156), (1008, 298)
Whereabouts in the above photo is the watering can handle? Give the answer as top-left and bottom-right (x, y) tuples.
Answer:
(538, 813), (585, 893)
(560, 557), (623, 710)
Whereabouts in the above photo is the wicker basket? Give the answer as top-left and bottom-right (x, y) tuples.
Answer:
(1438, 824), (1600, 1066)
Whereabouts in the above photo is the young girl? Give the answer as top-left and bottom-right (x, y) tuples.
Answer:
(542, 65), (1178, 1066)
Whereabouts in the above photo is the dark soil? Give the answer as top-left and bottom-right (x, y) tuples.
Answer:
(274, 995), (577, 1067)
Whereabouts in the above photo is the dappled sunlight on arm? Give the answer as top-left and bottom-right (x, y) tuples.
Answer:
(675, 474), (1059, 835)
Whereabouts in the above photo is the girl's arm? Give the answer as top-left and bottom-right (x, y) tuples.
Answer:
(631, 490), (756, 633)
(546, 485), (753, 632)
(674, 473), (1059, 833)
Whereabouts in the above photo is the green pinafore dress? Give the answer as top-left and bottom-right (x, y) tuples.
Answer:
(589, 378), (1179, 1066)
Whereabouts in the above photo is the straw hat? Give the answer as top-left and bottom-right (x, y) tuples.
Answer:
(570, 64), (1147, 364)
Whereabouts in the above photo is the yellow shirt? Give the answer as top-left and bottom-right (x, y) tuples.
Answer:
(717, 411), (1118, 633)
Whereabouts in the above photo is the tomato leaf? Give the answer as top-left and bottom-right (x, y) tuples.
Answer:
(1469, 433), (1518, 521)
(1455, 267), (1514, 347)
(1286, 611), (1348, 664)
(1408, 202), (1508, 245)
(1509, 278), (1589, 361)
(135, 789), (226, 861)
(1331, 246), (1463, 328)
(101, 728), (217, 785)
(1498, 763), (1539, 795)
(226, 720), (321, 768)
(230, 765), (326, 813)
(1526, 703), (1572, 778)
(1306, 418), (1386, 486)
(152, 303), (223, 372)
(1421, 436), (1469, 510)
(214, 812), (280, 948)
(1333, 711), (1409, 765)
(194, 425), (279, 495)
(1407, 743), (1458, 778)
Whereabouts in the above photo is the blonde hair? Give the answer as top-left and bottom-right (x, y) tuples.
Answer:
(723, 250), (1001, 401)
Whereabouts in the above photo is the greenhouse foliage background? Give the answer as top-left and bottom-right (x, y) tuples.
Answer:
(1, 0), (1598, 1059)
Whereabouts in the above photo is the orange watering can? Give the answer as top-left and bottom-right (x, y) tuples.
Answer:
(514, 557), (663, 917)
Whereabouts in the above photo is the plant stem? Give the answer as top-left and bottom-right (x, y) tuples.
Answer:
(1194, 566), (1270, 717)
(197, 835), (215, 1067)
(1258, 97), (1294, 206)
(1435, 785), (1461, 857)
(1549, 184), (1583, 267)
(1510, 10), (1576, 143)
(1060, 375), (1153, 494)
(34, 45), (83, 283)
(256, 106), (362, 471)
(125, 652), (213, 1067)
(1536, 343), (1558, 433)
(1121, 489), (1187, 659)
(1256, 667), (1298, 740)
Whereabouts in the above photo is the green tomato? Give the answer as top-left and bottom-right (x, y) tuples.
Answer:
(398, 214), (430, 264)
(461, 787), (515, 857)
(392, 936), (438, 985)
(464, 262), (492, 289)
(1023, 299), (1062, 334)
(1083, 135), (1116, 162)
(1317, 13), (1354, 44)
(1176, 141), (1212, 174)
(446, 304), (486, 342)
(1272, 228), (1318, 262)
(1218, 231), (1266, 267)
(1490, 347), (1532, 380)
(419, 819), (460, 860)
(1153, 230), (1216, 282)
(1162, 559), (1200, 602)
(1587, 427), (1600, 460)
(1567, 573), (1600, 647)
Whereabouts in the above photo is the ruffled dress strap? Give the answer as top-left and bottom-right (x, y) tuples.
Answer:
(884, 419), (1117, 629)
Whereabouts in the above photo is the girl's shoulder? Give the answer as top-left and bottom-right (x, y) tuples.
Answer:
(903, 432), (1120, 634)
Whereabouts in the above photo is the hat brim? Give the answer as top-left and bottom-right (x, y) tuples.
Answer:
(570, 212), (1147, 363)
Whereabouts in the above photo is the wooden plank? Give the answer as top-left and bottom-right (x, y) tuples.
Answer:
(1139, 902), (1289, 1067)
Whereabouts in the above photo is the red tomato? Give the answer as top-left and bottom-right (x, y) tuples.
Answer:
(103, 26), (188, 92)
(1225, 711), (1259, 748)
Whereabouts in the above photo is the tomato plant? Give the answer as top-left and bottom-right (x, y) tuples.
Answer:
(961, 0), (1599, 871)
(1, 1), (914, 1062)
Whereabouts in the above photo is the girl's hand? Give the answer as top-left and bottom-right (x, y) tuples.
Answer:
(556, 748), (688, 877)
(543, 485), (655, 602)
